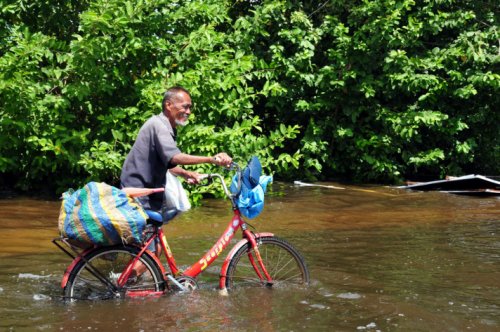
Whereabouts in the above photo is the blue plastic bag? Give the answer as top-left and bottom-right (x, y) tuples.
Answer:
(230, 156), (273, 219)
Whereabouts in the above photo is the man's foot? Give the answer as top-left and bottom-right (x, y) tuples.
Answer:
(124, 271), (143, 287)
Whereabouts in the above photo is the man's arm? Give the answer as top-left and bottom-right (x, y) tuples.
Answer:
(170, 153), (213, 165)
(170, 152), (232, 184)
(169, 166), (195, 178)
(170, 152), (232, 167)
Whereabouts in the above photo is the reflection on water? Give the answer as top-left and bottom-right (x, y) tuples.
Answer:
(0, 183), (499, 331)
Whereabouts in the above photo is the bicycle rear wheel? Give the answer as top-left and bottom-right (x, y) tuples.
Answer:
(64, 245), (164, 301)
(225, 236), (309, 290)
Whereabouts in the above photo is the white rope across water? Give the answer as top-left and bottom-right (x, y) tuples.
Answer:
(293, 181), (345, 190)
(294, 181), (397, 196)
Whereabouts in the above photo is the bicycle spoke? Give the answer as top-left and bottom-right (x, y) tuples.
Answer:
(269, 256), (297, 278)
(226, 237), (309, 290)
(259, 244), (298, 281)
(271, 272), (305, 285)
(228, 275), (266, 286)
(64, 246), (164, 301)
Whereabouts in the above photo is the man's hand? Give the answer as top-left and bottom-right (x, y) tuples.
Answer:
(170, 167), (204, 184)
(184, 171), (204, 184)
(212, 153), (233, 167)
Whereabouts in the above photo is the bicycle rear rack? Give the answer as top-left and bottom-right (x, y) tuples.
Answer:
(52, 237), (93, 261)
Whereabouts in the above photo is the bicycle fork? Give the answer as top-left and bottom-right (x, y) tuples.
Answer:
(243, 230), (273, 286)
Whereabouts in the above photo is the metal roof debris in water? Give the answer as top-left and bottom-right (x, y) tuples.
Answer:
(401, 174), (500, 196)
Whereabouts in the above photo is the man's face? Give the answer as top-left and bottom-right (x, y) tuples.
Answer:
(166, 91), (192, 127)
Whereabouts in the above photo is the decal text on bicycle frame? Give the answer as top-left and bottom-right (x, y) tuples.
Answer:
(188, 214), (240, 274)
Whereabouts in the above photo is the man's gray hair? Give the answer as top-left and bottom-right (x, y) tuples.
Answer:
(162, 86), (190, 112)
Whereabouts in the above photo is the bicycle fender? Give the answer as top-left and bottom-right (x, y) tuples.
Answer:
(61, 247), (96, 288)
(218, 232), (274, 291)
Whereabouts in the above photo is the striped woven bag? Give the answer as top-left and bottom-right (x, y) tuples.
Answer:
(58, 182), (148, 246)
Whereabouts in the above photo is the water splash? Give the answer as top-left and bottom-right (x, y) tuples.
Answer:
(33, 294), (51, 301)
(337, 292), (362, 299)
(18, 273), (51, 280)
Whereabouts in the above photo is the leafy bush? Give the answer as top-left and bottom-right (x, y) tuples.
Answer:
(0, 0), (498, 198)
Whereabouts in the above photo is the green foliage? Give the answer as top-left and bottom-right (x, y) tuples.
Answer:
(0, 0), (498, 198)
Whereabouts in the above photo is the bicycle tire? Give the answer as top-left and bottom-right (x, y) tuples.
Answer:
(225, 236), (310, 290)
(64, 245), (165, 301)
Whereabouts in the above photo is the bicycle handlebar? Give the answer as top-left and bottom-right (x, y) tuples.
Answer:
(200, 162), (242, 199)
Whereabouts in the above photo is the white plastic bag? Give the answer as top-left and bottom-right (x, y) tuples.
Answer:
(162, 171), (191, 221)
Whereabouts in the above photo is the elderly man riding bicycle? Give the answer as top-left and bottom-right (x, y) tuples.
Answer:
(120, 86), (232, 214)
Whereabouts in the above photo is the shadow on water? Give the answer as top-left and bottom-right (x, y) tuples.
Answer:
(0, 182), (498, 331)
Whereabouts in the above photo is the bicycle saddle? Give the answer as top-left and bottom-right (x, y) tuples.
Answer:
(145, 210), (163, 222)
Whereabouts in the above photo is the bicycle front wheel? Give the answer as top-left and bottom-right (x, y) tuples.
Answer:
(225, 236), (310, 290)
(64, 245), (164, 301)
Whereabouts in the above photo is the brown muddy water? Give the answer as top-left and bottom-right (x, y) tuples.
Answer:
(0, 182), (499, 331)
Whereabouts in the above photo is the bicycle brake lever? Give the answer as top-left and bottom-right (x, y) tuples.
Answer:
(227, 162), (239, 171)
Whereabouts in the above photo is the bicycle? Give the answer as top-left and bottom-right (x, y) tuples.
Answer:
(53, 162), (310, 300)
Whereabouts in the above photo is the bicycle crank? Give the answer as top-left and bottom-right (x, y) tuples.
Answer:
(173, 276), (198, 292)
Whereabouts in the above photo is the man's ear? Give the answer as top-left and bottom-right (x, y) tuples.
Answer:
(164, 100), (171, 111)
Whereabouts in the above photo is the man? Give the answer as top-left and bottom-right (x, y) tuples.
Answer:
(120, 86), (232, 212)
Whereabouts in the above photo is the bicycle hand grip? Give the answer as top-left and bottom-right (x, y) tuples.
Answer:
(212, 156), (236, 169)
(199, 174), (210, 181)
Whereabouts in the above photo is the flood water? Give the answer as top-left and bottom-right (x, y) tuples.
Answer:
(0, 182), (499, 331)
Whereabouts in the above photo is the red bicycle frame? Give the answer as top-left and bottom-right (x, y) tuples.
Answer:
(117, 209), (275, 293)
(59, 171), (276, 295)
